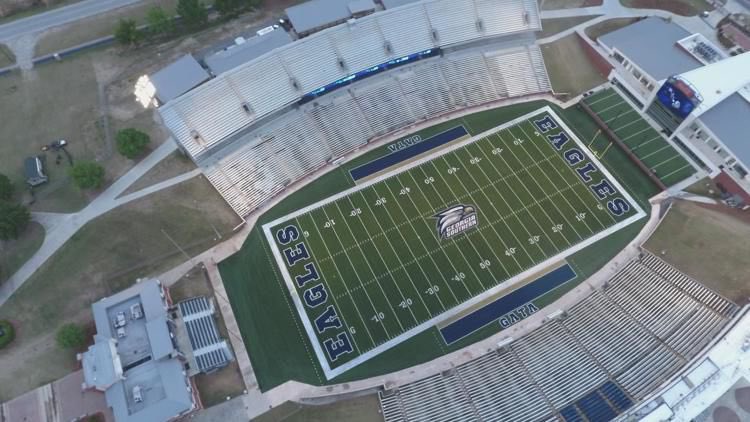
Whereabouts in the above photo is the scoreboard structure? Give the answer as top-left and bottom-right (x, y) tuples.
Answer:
(647, 76), (703, 133)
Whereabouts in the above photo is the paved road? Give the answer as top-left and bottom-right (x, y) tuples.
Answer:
(0, 0), (141, 41)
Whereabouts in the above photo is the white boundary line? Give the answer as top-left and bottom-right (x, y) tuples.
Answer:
(262, 106), (647, 380)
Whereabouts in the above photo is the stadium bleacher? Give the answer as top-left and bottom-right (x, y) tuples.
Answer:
(378, 251), (738, 421)
(202, 44), (551, 217)
(159, 0), (541, 160)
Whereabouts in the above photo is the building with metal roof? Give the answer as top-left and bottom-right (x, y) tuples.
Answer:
(204, 28), (293, 76)
(596, 16), (750, 200)
(159, 0), (542, 162)
(149, 54), (211, 104)
(285, 0), (377, 36)
(381, 0), (421, 9)
(80, 279), (198, 422)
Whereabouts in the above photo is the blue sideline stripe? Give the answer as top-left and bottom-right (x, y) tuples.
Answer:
(349, 125), (468, 181)
(439, 264), (577, 345)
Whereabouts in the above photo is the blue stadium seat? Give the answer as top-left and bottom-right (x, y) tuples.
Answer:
(600, 380), (634, 412)
(560, 405), (585, 422)
(576, 391), (618, 422)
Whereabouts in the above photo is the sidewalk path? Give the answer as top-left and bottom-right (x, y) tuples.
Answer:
(0, 140), (184, 307)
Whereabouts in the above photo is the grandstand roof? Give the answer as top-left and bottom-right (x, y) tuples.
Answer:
(676, 51), (750, 115)
(382, 0), (420, 8)
(286, 0), (374, 34)
(149, 54), (210, 103)
(599, 17), (701, 81)
(160, 0), (542, 160)
(204, 29), (293, 76)
(701, 93), (750, 166)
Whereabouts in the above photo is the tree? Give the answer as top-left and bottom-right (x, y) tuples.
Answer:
(56, 323), (87, 350)
(177, 0), (208, 28)
(116, 128), (151, 159)
(114, 18), (140, 46)
(0, 173), (12, 201)
(0, 201), (30, 240)
(214, 0), (259, 15)
(70, 161), (105, 190)
(0, 320), (15, 350)
(146, 6), (175, 36)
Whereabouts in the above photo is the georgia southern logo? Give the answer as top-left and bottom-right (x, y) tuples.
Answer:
(434, 204), (478, 239)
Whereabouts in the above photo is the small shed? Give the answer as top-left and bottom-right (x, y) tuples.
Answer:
(24, 156), (48, 187)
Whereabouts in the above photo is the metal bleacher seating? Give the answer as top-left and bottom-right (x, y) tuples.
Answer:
(378, 253), (738, 421)
(178, 297), (233, 373)
(202, 44), (551, 217)
(159, 0), (541, 160)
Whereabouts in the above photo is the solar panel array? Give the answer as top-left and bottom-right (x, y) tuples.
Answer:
(178, 297), (233, 373)
(159, 0), (541, 160)
(203, 44), (551, 217)
(379, 252), (737, 421)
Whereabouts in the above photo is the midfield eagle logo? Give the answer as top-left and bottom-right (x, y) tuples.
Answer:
(434, 204), (478, 239)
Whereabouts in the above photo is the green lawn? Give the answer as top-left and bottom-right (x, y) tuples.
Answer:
(0, 222), (45, 284)
(220, 100), (658, 391)
(584, 89), (697, 186)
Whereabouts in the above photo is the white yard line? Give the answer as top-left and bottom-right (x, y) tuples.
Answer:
(513, 124), (589, 240)
(318, 206), (394, 341)
(261, 107), (648, 379)
(587, 91), (619, 107)
(301, 215), (378, 350)
(518, 122), (605, 232)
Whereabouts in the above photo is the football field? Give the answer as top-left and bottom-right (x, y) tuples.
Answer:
(264, 107), (646, 378)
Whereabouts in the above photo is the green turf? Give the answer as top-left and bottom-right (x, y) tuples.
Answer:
(219, 100), (657, 391)
(267, 110), (641, 375)
(584, 89), (697, 186)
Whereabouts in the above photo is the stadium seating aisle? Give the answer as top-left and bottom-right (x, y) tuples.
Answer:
(204, 45), (551, 217)
(378, 254), (738, 421)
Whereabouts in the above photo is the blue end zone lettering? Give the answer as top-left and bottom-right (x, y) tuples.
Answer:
(314, 305), (342, 332)
(575, 162), (597, 183)
(303, 283), (328, 308)
(533, 115), (558, 133)
(276, 225), (299, 245)
(323, 332), (354, 361)
(546, 132), (569, 150)
(564, 148), (585, 166)
(607, 197), (631, 216)
(439, 264), (577, 344)
(349, 126), (468, 181)
(591, 179), (617, 199)
(295, 262), (320, 287)
(283, 242), (310, 266)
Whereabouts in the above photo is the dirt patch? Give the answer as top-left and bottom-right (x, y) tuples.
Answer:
(254, 395), (383, 422)
(620, 0), (712, 16)
(541, 0), (602, 10)
(541, 34), (607, 100)
(684, 177), (723, 199)
(120, 150), (196, 197)
(585, 17), (642, 40)
(0, 222), (45, 284)
(644, 200), (750, 304)
(0, 176), (240, 400)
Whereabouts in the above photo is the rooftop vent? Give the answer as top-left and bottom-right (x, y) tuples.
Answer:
(475, 19), (484, 32)
(241, 101), (253, 115)
(384, 40), (393, 55)
(290, 78), (300, 91)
